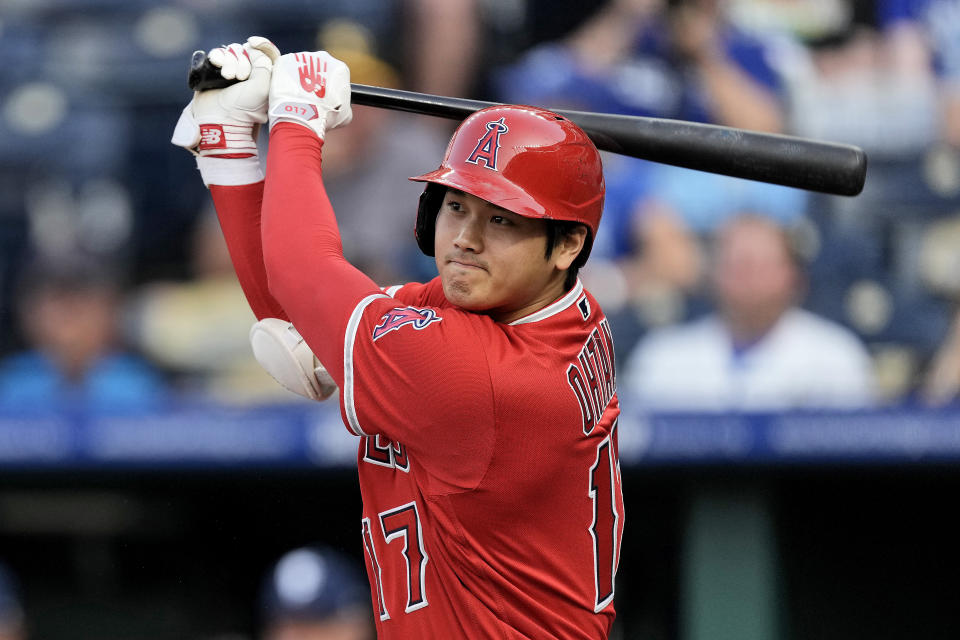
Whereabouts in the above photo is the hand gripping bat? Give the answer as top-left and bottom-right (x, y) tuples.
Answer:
(188, 50), (867, 196)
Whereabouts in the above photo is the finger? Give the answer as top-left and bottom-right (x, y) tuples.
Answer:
(247, 36), (281, 64)
(209, 45), (236, 80)
(207, 46), (227, 71)
(213, 43), (242, 80)
(229, 42), (252, 81)
(230, 44), (253, 80)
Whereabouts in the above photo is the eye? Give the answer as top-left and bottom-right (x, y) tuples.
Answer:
(445, 200), (463, 212)
(491, 215), (511, 225)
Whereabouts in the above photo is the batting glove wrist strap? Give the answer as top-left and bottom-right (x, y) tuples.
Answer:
(268, 51), (352, 140)
(195, 155), (263, 187)
(171, 36), (280, 185)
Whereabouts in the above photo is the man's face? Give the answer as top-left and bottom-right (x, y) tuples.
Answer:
(713, 216), (797, 333)
(25, 287), (118, 379)
(434, 189), (573, 323)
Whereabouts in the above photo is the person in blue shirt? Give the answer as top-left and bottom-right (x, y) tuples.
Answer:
(494, 0), (784, 131)
(0, 256), (167, 414)
(493, 0), (796, 265)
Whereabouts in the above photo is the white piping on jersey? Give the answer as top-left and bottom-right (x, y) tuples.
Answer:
(344, 293), (389, 436)
(382, 284), (402, 297)
(508, 279), (585, 325)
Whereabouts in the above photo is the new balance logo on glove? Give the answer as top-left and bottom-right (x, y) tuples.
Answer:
(267, 49), (353, 139)
(199, 125), (226, 149)
(296, 53), (328, 98)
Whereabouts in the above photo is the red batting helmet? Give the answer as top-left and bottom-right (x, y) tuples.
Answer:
(410, 105), (605, 262)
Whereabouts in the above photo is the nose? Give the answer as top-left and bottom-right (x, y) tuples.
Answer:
(452, 213), (484, 253)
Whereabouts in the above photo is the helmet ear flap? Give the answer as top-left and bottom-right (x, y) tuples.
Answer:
(415, 184), (446, 257)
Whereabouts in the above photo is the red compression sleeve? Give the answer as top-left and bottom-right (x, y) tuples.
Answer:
(261, 123), (382, 385)
(210, 183), (289, 321)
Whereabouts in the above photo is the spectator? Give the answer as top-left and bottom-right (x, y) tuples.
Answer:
(928, 0), (960, 148)
(764, 0), (940, 158)
(590, 169), (807, 358)
(920, 308), (960, 406)
(493, 0), (801, 356)
(493, 0), (793, 246)
(316, 20), (449, 284)
(622, 214), (876, 411)
(126, 206), (282, 404)
(401, 0), (482, 99)
(494, 0), (784, 131)
(259, 546), (373, 640)
(0, 256), (167, 413)
(0, 562), (25, 640)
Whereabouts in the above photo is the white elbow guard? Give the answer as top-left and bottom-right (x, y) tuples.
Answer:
(249, 318), (338, 401)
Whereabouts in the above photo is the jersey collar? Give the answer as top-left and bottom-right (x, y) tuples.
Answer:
(508, 279), (584, 326)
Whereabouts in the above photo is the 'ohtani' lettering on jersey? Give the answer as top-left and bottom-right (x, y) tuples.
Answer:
(567, 318), (617, 435)
(372, 307), (442, 341)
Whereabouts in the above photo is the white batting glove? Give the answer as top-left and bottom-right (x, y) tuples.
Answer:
(171, 36), (280, 186)
(268, 51), (352, 139)
(249, 318), (338, 402)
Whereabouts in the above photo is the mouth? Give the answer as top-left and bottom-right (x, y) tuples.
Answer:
(445, 256), (488, 272)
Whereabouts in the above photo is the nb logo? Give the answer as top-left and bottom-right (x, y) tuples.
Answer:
(199, 125), (226, 149)
(296, 53), (327, 98)
(372, 307), (441, 342)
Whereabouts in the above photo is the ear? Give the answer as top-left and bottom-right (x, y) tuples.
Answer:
(552, 225), (588, 270)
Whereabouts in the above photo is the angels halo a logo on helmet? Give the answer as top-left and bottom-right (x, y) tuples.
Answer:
(465, 117), (509, 171)
(409, 104), (605, 258)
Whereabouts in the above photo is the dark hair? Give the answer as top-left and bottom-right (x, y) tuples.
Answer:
(545, 220), (590, 291)
(16, 254), (122, 303)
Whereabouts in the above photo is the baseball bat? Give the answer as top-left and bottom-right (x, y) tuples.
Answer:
(188, 50), (867, 196)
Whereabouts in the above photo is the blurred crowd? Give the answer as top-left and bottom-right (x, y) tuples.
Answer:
(2, 544), (375, 640)
(2, 0), (960, 413)
(3, 3), (960, 637)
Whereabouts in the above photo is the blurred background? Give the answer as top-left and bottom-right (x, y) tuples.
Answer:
(2, 0), (960, 638)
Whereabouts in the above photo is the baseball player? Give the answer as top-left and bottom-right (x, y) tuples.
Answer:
(173, 37), (623, 639)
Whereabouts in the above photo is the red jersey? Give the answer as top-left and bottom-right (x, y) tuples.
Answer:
(211, 124), (624, 639)
(347, 277), (623, 638)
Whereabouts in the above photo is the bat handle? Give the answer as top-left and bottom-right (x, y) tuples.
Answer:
(188, 50), (236, 91)
(185, 51), (473, 117)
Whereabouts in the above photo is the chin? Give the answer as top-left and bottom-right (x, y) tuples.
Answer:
(441, 277), (489, 312)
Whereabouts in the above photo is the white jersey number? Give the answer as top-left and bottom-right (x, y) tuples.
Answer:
(362, 501), (429, 620)
(589, 420), (622, 611)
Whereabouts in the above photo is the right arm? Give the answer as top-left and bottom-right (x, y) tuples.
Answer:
(210, 183), (288, 321)
(170, 37), (288, 321)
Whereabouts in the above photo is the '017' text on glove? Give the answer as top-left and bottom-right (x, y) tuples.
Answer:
(268, 51), (352, 140)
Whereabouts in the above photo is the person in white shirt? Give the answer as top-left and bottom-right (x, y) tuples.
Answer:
(623, 213), (875, 411)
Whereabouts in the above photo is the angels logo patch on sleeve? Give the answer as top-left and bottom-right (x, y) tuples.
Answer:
(372, 307), (442, 341)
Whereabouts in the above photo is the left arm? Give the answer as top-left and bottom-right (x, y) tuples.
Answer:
(261, 124), (381, 386)
(259, 52), (381, 386)
(258, 55), (496, 459)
